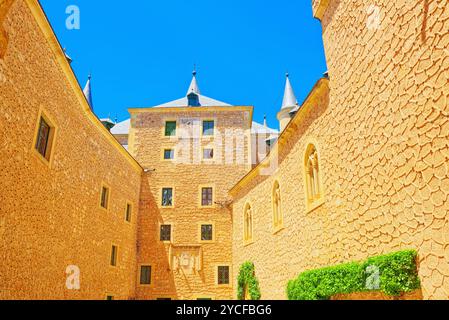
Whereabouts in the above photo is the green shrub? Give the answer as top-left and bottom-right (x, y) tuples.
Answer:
(237, 262), (261, 300)
(287, 250), (420, 300)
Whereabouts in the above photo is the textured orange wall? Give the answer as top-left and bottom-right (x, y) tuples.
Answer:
(131, 109), (252, 300)
(0, 0), (142, 300)
(232, 0), (449, 300)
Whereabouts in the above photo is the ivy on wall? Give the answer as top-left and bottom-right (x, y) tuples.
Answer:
(287, 250), (421, 300)
(237, 262), (261, 300)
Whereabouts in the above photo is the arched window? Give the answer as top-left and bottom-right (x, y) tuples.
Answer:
(244, 203), (253, 243)
(304, 144), (322, 208)
(272, 181), (283, 230)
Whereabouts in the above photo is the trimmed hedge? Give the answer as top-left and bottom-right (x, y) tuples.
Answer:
(237, 262), (261, 300)
(287, 250), (421, 300)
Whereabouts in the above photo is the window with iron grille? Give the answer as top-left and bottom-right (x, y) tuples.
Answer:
(201, 187), (213, 206)
(165, 121), (177, 137)
(35, 117), (52, 159)
(202, 120), (215, 136)
(162, 188), (173, 207)
(160, 225), (171, 241)
(140, 266), (152, 285)
(201, 224), (213, 241)
(217, 266), (230, 285)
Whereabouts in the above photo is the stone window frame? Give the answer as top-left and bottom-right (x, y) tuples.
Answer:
(215, 264), (232, 287)
(125, 201), (132, 223)
(272, 180), (284, 233)
(138, 264), (153, 287)
(32, 107), (58, 168)
(99, 183), (111, 211)
(198, 185), (215, 208)
(201, 119), (216, 138)
(162, 147), (176, 161)
(159, 223), (173, 243)
(198, 222), (215, 243)
(160, 187), (175, 208)
(163, 119), (178, 138)
(303, 143), (325, 213)
(243, 202), (254, 245)
(110, 244), (119, 267)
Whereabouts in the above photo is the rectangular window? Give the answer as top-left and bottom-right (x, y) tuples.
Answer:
(160, 225), (172, 241)
(203, 148), (214, 160)
(201, 224), (213, 241)
(101, 186), (110, 209)
(125, 203), (132, 222)
(162, 188), (173, 207)
(165, 121), (177, 137)
(201, 187), (213, 206)
(164, 149), (175, 160)
(202, 120), (215, 136)
(35, 116), (55, 161)
(217, 266), (230, 285)
(106, 295), (114, 301)
(110, 245), (118, 267)
(140, 266), (152, 285)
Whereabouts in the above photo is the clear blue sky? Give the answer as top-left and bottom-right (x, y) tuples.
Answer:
(40, 0), (327, 128)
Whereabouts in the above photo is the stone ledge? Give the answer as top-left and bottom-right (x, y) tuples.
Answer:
(312, 0), (330, 21)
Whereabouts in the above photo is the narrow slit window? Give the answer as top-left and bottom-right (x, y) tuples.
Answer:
(125, 203), (132, 222)
(34, 115), (55, 161)
(110, 245), (118, 266)
(101, 186), (110, 209)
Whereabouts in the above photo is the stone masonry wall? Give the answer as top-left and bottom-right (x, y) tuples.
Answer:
(0, 0), (142, 300)
(232, 0), (449, 300)
(132, 108), (252, 300)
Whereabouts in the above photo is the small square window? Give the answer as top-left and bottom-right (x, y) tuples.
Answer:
(101, 186), (110, 209)
(160, 225), (172, 241)
(217, 266), (230, 285)
(203, 148), (214, 160)
(201, 224), (213, 241)
(201, 187), (213, 206)
(110, 245), (118, 267)
(165, 121), (177, 137)
(162, 188), (173, 207)
(35, 116), (55, 161)
(203, 121), (215, 136)
(106, 295), (114, 301)
(164, 149), (175, 160)
(125, 203), (132, 222)
(140, 266), (152, 285)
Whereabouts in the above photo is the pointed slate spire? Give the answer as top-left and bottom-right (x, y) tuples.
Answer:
(281, 73), (297, 110)
(83, 74), (93, 110)
(187, 67), (200, 95)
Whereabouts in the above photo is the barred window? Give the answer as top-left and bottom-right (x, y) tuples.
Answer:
(140, 266), (152, 285)
(201, 187), (213, 206)
(162, 188), (173, 207)
(201, 224), (213, 241)
(160, 225), (172, 241)
(217, 266), (230, 285)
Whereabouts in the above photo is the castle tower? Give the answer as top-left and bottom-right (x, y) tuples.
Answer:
(83, 74), (93, 110)
(277, 73), (298, 132)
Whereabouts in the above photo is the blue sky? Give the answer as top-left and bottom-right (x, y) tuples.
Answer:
(40, 0), (327, 128)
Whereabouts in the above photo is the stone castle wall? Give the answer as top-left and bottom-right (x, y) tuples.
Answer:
(0, 0), (142, 299)
(231, 0), (449, 300)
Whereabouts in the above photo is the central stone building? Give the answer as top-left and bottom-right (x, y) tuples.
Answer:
(112, 72), (276, 300)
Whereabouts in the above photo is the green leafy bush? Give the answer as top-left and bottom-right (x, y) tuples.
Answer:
(287, 250), (420, 300)
(237, 262), (261, 300)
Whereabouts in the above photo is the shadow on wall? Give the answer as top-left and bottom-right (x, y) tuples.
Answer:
(135, 174), (178, 300)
